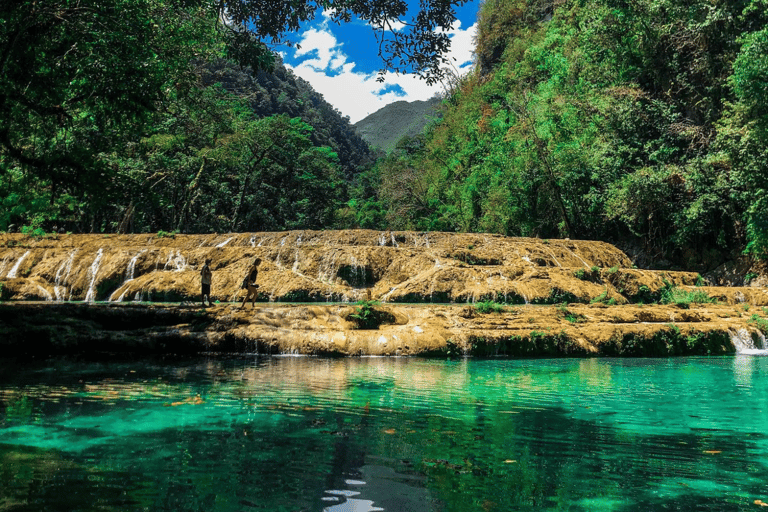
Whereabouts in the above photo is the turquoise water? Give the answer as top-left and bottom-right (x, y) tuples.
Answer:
(2, 356), (768, 511)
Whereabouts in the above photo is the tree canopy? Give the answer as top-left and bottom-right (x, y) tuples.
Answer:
(0, 0), (469, 234)
(347, 0), (768, 269)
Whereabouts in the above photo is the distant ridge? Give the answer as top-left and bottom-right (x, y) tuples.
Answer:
(353, 97), (442, 152)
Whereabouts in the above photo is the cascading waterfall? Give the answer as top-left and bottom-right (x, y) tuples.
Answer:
(216, 237), (233, 248)
(163, 250), (186, 272)
(125, 250), (146, 281)
(6, 250), (31, 278)
(84, 249), (104, 302)
(730, 328), (768, 355)
(544, 248), (562, 267)
(109, 250), (146, 302)
(318, 251), (341, 284)
(54, 250), (77, 301)
(564, 247), (591, 269)
(36, 285), (53, 301)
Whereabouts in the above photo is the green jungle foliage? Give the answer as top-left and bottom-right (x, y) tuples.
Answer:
(474, 300), (506, 314)
(1, 0), (466, 234)
(348, 0), (768, 267)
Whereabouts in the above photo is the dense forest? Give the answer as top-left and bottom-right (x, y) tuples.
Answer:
(0, 0), (386, 234)
(349, 0), (768, 269)
(2, 0), (767, 271)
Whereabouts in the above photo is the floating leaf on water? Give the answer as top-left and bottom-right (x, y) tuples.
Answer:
(384, 428), (396, 434)
(754, 499), (768, 507)
(503, 459), (517, 464)
(703, 450), (722, 454)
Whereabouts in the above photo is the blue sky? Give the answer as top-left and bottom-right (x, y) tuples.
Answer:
(279, 1), (481, 123)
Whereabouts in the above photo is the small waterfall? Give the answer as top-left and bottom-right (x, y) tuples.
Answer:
(730, 328), (768, 355)
(7, 250), (31, 278)
(109, 250), (146, 302)
(564, 247), (591, 269)
(125, 250), (146, 281)
(163, 250), (186, 271)
(36, 285), (53, 301)
(216, 237), (233, 248)
(318, 251), (341, 284)
(53, 250), (77, 301)
(544, 248), (562, 267)
(84, 248), (104, 302)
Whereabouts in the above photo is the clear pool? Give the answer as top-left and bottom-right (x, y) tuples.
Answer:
(2, 356), (768, 511)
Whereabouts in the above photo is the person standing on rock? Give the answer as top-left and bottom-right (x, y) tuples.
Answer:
(200, 258), (213, 307)
(241, 258), (261, 308)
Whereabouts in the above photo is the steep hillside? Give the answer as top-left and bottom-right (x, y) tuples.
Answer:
(348, 0), (768, 271)
(202, 58), (375, 179)
(353, 98), (442, 152)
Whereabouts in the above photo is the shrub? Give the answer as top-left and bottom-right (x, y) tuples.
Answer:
(590, 288), (617, 305)
(660, 286), (716, 308)
(557, 302), (587, 323)
(350, 300), (384, 329)
(533, 288), (579, 304)
(474, 300), (505, 314)
(749, 314), (768, 335)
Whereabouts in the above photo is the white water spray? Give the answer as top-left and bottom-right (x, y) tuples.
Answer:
(51, 250), (77, 301)
(216, 237), (233, 248)
(163, 250), (186, 271)
(109, 249), (147, 302)
(7, 250), (30, 278)
(125, 250), (146, 281)
(730, 328), (768, 355)
(84, 248), (104, 302)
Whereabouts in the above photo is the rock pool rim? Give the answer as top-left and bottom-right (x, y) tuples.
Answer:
(0, 300), (764, 360)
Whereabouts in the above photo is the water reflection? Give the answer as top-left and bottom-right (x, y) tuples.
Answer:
(2, 356), (768, 511)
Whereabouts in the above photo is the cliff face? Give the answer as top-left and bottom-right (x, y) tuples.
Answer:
(1, 230), (766, 357)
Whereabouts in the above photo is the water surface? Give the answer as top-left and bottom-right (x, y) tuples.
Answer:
(2, 356), (768, 511)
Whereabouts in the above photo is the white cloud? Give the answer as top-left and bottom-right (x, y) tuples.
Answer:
(285, 20), (476, 123)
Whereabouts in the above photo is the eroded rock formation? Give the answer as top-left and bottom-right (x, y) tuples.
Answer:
(1, 230), (766, 357)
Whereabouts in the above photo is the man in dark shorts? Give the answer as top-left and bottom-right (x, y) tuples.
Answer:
(200, 258), (212, 307)
(241, 258), (261, 309)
